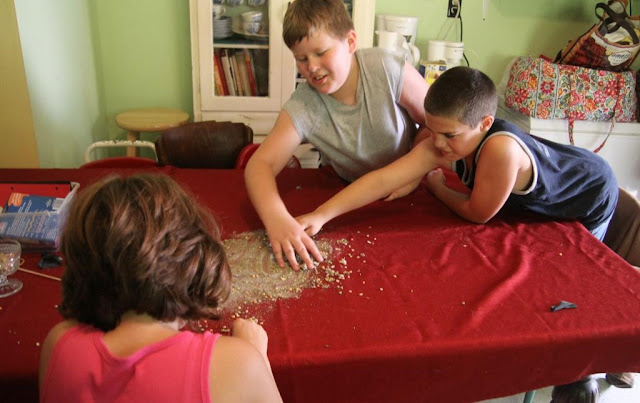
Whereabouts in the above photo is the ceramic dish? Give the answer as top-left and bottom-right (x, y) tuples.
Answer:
(231, 17), (268, 40)
(231, 27), (269, 40)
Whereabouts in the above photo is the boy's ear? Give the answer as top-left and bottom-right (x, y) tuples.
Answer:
(347, 29), (357, 53)
(480, 115), (494, 132)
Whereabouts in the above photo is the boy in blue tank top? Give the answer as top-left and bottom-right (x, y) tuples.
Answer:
(297, 66), (618, 241)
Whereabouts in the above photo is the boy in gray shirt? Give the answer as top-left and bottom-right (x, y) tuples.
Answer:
(245, 0), (429, 270)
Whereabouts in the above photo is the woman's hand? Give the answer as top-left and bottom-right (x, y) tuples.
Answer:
(231, 318), (270, 366)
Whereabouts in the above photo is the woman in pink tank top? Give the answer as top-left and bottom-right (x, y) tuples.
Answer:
(39, 173), (282, 402)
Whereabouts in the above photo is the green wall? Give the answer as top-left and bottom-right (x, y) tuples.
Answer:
(14, 0), (104, 167)
(92, 0), (192, 145)
(380, 0), (640, 83)
(14, 0), (640, 167)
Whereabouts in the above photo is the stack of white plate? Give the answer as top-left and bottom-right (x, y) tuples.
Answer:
(213, 16), (232, 39)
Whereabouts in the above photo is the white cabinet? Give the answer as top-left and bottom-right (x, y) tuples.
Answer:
(189, 0), (376, 139)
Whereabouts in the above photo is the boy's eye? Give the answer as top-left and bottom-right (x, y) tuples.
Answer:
(444, 134), (455, 139)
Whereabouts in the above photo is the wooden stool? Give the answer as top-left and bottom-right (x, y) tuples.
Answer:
(115, 108), (189, 156)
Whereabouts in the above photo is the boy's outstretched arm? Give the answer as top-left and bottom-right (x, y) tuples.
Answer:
(384, 126), (431, 201)
(426, 135), (527, 224)
(297, 139), (447, 236)
(384, 61), (431, 201)
(245, 111), (324, 271)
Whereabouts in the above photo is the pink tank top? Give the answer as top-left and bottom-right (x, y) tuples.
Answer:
(40, 324), (221, 403)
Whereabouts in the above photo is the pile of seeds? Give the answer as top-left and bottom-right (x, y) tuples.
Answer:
(220, 230), (353, 318)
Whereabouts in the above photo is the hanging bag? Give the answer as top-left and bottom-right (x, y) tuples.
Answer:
(554, 1), (640, 72)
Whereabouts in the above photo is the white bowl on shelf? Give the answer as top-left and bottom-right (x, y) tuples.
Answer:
(213, 16), (232, 39)
(242, 21), (262, 35)
(241, 11), (263, 22)
(231, 16), (268, 39)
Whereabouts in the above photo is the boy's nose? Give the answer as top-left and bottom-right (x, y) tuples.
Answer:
(307, 56), (320, 73)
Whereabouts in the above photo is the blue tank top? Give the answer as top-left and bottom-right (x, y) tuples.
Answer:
(455, 119), (618, 231)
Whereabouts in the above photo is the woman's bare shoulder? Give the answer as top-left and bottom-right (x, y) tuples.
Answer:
(39, 320), (78, 389)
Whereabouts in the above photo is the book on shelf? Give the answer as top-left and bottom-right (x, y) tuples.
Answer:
(213, 55), (225, 96)
(252, 49), (269, 96)
(235, 50), (252, 97)
(220, 49), (237, 96)
(229, 50), (244, 96)
(244, 49), (258, 96)
(214, 51), (229, 96)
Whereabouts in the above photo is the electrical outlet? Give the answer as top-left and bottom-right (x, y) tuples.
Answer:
(447, 0), (460, 18)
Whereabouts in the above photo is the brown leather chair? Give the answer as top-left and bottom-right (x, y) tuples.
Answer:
(604, 187), (640, 268)
(155, 121), (253, 168)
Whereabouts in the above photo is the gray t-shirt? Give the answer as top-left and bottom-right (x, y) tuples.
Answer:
(283, 47), (417, 182)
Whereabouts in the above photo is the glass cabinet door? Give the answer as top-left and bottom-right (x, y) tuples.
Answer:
(192, 0), (375, 121)
(196, 0), (285, 112)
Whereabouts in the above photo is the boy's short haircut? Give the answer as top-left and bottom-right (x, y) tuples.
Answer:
(283, 0), (354, 48)
(424, 66), (498, 127)
(59, 173), (231, 331)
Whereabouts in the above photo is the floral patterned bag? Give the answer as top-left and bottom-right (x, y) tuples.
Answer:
(504, 56), (637, 152)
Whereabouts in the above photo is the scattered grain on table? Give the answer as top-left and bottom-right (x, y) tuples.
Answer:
(216, 230), (353, 322)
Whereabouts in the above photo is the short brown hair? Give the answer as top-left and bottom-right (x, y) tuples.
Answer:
(283, 0), (354, 48)
(59, 173), (231, 331)
(424, 66), (498, 127)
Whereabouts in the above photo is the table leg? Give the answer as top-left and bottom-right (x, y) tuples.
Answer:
(522, 390), (535, 403)
(126, 130), (140, 157)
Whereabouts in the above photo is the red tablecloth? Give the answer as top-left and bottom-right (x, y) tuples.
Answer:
(1, 167), (639, 402)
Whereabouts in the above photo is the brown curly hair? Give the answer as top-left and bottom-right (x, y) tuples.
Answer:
(59, 173), (231, 331)
(283, 0), (354, 48)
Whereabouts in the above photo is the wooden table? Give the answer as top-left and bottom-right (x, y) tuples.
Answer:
(1, 167), (639, 402)
(115, 108), (189, 156)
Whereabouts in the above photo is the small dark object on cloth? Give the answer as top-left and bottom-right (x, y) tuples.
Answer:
(37, 253), (63, 269)
(550, 300), (577, 312)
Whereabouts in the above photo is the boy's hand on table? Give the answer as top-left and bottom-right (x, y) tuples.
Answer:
(426, 168), (446, 192)
(296, 211), (327, 237)
(265, 213), (323, 271)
